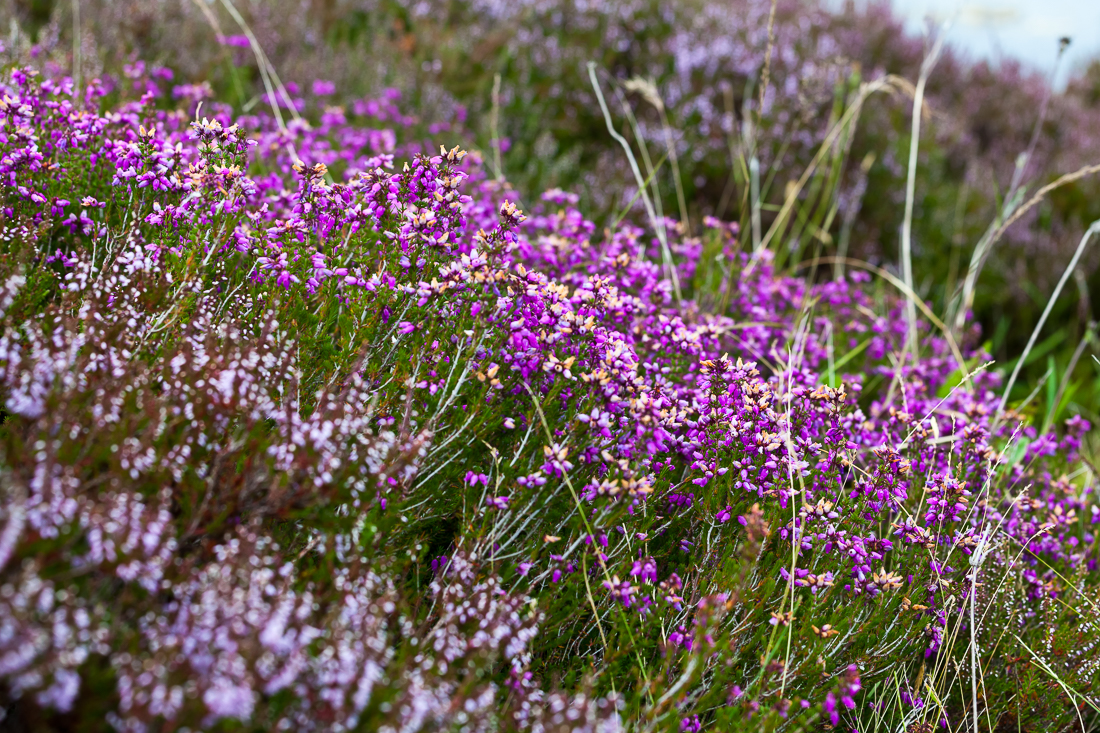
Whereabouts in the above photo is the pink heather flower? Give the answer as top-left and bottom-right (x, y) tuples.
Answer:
(630, 557), (658, 583)
(203, 679), (256, 722)
(312, 80), (337, 96)
(220, 34), (250, 48)
(275, 270), (300, 289)
(823, 691), (839, 725)
(464, 471), (489, 486)
(172, 82), (213, 103)
(667, 625), (691, 650)
(1066, 414), (1091, 436)
(34, 670), (80, 712)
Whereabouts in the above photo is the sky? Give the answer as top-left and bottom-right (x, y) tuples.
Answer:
(843, 0), (1100, 88)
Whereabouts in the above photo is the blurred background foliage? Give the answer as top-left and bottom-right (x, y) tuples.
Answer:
(6, 0), (1100, 427)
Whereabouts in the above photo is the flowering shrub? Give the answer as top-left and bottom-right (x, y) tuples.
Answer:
(0, 62), (1098, 732)
(15, 0), (1100, 409)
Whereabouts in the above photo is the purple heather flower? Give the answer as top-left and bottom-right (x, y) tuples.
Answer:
(220, 34), (250, 48)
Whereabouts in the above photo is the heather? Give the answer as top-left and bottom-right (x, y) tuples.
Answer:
(0, 5), (1099, 733)
(11, 0), (1100, 363)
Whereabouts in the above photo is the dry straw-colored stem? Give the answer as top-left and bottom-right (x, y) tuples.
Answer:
(989, 163), (1100, 256)
(953, 40), (1087, 333)
(995, 220), (1100, 422)
(588, 62), (683, 303)
(900, 26), (949, 362)
(187, 0), (303, 161)
(756, 75), (918, 257)
(956, 161), (1100, 332)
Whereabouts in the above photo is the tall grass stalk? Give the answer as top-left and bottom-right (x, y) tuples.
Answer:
(628, 78), (692, 237)
(756, 76), (900, 257)
(996, 220), (1100, 421)
(588, 61), (682, 302)
(953, 39), (1089, 334)
(954, 163), (1100, 332)
(614, 83), (667, 236)
(1008, 38), (1071, 197)
(900, 25), (948, 362)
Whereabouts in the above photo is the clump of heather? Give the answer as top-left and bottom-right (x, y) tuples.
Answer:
(0, 63), (1098, 733)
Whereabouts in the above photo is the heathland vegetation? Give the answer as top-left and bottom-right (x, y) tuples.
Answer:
(1, 0), (1100, 730)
